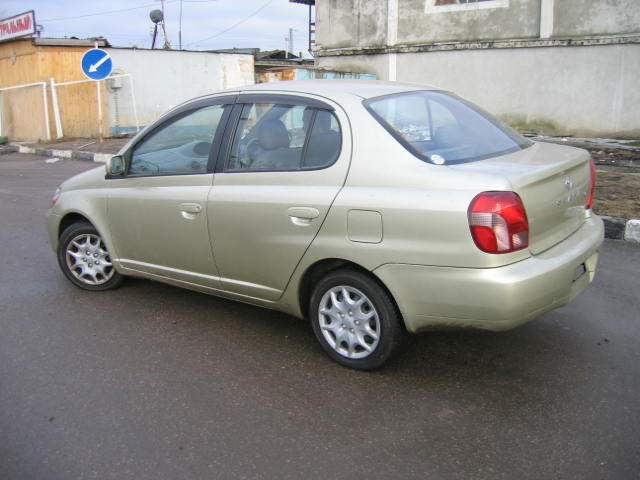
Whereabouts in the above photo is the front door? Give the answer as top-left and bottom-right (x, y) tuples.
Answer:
(107, 102), (229, 288)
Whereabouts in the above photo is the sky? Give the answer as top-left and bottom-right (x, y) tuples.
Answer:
(1, 0), (313, 56)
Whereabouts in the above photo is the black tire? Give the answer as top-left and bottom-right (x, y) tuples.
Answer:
(57, 222), (124, 291)
(309, 269), (404, 370)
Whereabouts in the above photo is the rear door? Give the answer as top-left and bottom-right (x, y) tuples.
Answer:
(207, 94), (350, 301)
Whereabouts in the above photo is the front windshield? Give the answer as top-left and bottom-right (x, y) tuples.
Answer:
(364, 91), (532, 165)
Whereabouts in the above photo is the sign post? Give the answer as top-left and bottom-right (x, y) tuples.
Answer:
(81, 49), (113, 141)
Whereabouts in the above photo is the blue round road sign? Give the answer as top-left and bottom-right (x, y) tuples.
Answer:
(81, 48), (113, 80)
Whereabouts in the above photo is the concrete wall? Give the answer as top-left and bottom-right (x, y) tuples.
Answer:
(553, 0), (640, 37)
(317, 0), (540, 48)
(315, 0), (640, 138)
(219, 53), (255, 90)
(317, 0), (389, 49)
(317, 0), (640, 48)
(257, 67), (376, 83)
(104, 48), (254, 134)
(400, 0), (540, 43)
(317, 43), (640, 138)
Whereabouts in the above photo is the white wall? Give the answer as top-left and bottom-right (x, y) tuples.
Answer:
(103, 49), (254, 135)
(314, 0), (640, 138)
(318, 43), (640, 138)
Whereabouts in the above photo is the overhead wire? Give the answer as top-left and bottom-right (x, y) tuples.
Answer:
(38, 0), (301, 51)
(184, 0), (274, 47)
(41, 2), (175, 22)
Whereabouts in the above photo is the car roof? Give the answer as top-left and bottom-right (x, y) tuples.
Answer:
(169, 80), (443, 115)
(233, 79), (438, 100)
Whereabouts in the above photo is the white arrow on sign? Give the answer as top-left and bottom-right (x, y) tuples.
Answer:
(88, 52), (111, 73)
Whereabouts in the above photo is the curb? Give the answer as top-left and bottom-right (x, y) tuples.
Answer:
(5, 142), (640, 244)
(601, 216), (640, 243)
(6, 143), (112, 164)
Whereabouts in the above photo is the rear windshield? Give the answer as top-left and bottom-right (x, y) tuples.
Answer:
(364, 91), (532, 165)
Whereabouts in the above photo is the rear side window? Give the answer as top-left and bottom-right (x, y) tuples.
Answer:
(226, 103), (341, 171)
(364, 91), (531, 165)
(303, 110), (341, 168)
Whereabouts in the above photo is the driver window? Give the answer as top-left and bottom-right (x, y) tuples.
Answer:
(129, 104), (225, 176)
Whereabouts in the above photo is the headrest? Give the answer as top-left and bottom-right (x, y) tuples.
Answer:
(258, 119), (290, 150)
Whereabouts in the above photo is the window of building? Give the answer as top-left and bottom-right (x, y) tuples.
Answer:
(425, 0), (509, 14)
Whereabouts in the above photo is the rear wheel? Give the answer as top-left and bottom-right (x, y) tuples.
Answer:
(309, 269), (403, 370)
(57, 222), (123, 291)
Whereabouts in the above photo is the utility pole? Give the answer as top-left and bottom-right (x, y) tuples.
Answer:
(179, 0), (183, 50)
(289, 28), (294, 56)
(286, 28), (295, 58)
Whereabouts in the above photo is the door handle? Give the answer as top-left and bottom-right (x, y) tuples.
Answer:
(287, 207), (320, 226)
(179, 202), (203, 219)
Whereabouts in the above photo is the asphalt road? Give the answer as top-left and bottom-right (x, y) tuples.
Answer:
(1, 153), (639, 480)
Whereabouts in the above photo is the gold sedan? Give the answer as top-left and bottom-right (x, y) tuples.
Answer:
(46, 80), (604, 370)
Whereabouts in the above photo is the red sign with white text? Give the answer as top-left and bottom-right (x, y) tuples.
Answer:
(0, 11), (36, 43)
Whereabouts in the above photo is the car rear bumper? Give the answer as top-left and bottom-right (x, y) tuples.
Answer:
(373, 214), (604, 333)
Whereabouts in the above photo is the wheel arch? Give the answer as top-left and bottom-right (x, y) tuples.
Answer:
(56, 217), (125, 290)
(297, 258), (406, 331)
(58, 212), (92, 238)
(56, 212), (120, 265)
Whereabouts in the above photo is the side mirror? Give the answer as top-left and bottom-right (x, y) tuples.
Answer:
(107, 155), (125, 176)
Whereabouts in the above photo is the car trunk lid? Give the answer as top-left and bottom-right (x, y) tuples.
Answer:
(449, 141), (592, 255)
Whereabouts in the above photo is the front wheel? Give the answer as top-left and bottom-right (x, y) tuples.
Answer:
(57, 222), (124, 291)
(309, 269), (404, 370)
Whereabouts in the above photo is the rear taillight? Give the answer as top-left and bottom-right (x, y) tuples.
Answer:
(586, 158), (596, 209)
(468, 191), (529, 254)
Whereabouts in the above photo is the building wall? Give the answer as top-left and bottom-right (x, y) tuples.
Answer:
(0, 85), (48, 141)
(317, 0), (640, 48)
(317, 0), (541, 49)
(0, 39), (46, 141)
(219, 53), (255, 90)
(0, 39), (104, 140)
(256, 67), (376, 83)
(317, 0), (389, 49)
(399, 0), (541, 43)
(315, 0), (640, 138)
(553, 0), (640, 37)
(40, 46), (106, 138)
(104, 48), (254, 135)
(0, 38), (39, 86)
(399, 44), (639, 138)
(0, 39), (254, 141)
